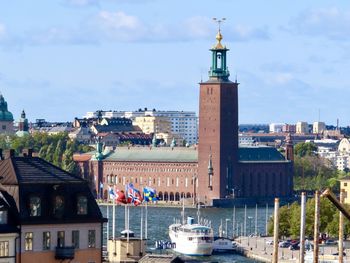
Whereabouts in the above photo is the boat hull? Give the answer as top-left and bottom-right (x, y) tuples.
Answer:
(169, 229), (213, 256)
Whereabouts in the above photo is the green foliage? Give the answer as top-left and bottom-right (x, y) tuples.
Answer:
(268, 197), (350, 238)
(294, 155), (340, 192)
(0, 132), (92, 174)
(294, 142), (317, 157)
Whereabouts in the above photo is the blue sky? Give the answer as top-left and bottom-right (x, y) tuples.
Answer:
(0, 0), (349, 125)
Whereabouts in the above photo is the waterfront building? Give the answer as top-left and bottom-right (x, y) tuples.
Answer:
(74, 29), (293, 206)
(133, 116), (171, 135)
(282, 124), (296, 133)
(296, 121), (309, 134)
(84, 109), (198, 145)
(269, 123), (285, 133)
(0, 149), (105, 263)
(0, 190), (19, 263)
(68, 126), (92, 143)
(313, 121), (326, 134)
(340, 177), (350, 205)
(15, 110), (30, 137)
(0, 94), (14, 134)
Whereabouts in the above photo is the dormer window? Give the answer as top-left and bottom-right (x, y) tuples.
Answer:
(0, 210), (7, 224)
(29, 196), (41, 217)
(77, 195), (88, 215)
(53, 195), (64, 218)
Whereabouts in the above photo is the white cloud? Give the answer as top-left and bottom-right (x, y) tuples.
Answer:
(0, 23), (7, 40)
(63, 0), (99, 7)
(290, 7), (350, 40)
(0, 12), (270, 47)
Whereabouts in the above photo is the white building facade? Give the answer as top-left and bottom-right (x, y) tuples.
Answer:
(269, 123), (285, 133)
(84, 109), (198, 145)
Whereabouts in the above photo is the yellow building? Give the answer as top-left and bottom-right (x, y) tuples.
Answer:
(133, 116), (171, 134)
(340, 177), (350, 205)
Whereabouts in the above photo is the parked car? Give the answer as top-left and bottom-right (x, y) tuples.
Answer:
(266, 240), (273, 245)
(324, 239), (337, 245)
(289, 242), (300, 250)
(279, 241), (291, 248)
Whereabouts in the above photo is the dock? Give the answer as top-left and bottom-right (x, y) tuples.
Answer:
(236, 236), (350, 262)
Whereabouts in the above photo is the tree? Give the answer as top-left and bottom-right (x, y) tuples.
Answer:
(294, 142), (317, 157)
(53, 139), (64, 167)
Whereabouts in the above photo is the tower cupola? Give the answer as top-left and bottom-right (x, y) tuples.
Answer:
(209, 18), (230, 80)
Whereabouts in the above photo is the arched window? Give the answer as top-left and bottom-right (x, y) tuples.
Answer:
(77, 195), (88, 215)
(29, 196), (41, 217)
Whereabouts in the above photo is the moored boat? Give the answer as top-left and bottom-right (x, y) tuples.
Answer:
(169, 216), (214, 256)
(212, 236), (237, 253)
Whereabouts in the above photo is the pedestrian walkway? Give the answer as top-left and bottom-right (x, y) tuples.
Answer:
(235, 236), (350, 262)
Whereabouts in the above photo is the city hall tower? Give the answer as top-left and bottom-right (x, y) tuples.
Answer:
(197, 28), (239, 204)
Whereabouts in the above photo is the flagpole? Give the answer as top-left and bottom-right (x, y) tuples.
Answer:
(145, 201), (148, 240)
(106, 191), (109, 243)
(112, 191), (116, 240)
(140, 204), (143, 253)
(127, 204), (130, 255)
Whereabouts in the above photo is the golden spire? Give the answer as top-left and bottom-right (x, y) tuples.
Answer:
(213, 17), (226, 49)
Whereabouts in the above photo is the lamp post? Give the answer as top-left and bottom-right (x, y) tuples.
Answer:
(247, 216), (253, 247)
(225, 218), (231, 238)
(192, 175), (197, 206)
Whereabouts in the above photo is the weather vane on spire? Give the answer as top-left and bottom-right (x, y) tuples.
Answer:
(212, 17), (226, 32)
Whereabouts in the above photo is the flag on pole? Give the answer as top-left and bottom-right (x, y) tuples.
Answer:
(108, 186), (116, 200)
(115, 188), (127, 204)
(126, 183), (143, 206)
(143, 186), (158, 202)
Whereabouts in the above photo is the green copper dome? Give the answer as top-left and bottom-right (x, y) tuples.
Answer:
(0, 94), (14, 121)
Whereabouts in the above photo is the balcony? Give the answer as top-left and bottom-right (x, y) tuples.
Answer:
(55, 246), (75, 260)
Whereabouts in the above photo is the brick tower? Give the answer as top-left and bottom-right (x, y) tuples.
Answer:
(197, 28), (239, 205)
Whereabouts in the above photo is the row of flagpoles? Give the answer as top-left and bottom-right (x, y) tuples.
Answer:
(106, 183), (158, 245)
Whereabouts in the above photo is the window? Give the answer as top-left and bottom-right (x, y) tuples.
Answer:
(25, 232), (33, 251)
(29, 196), (41, 216)
(72, 231), (79, 249)
(345, 183), (348, 187)
(77, 195), (88, 215)
(88, 230), (96, 248)
(43, 232), (51, 250)
(0, 210), (7, 224)
(0, 241), (9, 257)
(57, 231), (65, 248)
(53, 195), (65, 218)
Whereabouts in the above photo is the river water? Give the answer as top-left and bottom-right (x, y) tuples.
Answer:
(100, 205), (271, 262)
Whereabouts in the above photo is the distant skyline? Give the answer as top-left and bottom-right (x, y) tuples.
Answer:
(0, 1), (349, 125)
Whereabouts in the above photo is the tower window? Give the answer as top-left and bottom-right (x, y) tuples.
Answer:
(217, 52), (222, 69)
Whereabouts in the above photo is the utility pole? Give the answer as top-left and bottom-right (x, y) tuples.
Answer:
(272, 198), (279, 263)
(313, 191), (320, 263)
(299, 192), (306, 263)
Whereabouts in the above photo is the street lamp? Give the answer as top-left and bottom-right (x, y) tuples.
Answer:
(225, 219), (231, 238)
(192, 175), (197, 206)
(247, 216), (253, 247)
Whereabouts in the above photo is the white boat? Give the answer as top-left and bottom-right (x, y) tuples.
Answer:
(212, 237), (237, 253)
(169, 216), (214, 256)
